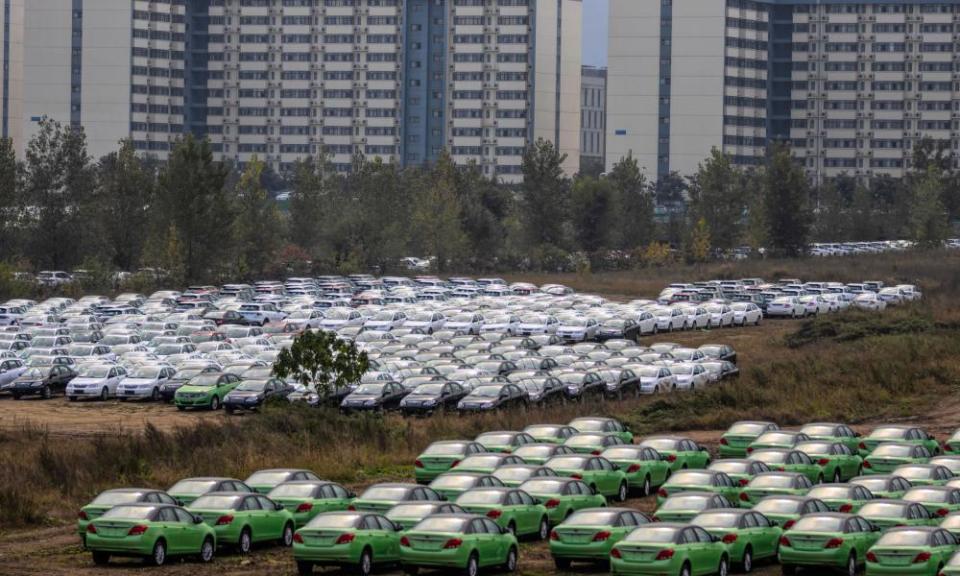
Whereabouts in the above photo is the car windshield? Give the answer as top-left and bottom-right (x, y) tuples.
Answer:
(360, 487), (410, 501)
(751, 475), (796, 489)
(101, 506), (156, 520)
(191, 495), (242, 509)
(802, 425), (839, 437)
(520, 315), (547, 324)
(269, 484), (319, 498)
(875, 530), (931, 547)
(68, 345), (94, 355)
(91, 491), (145, 506)
(565, 511), (620, 526)
(727, 423), (769, 435)
(450, 314), (474, 323)
(520, 479), (565, 494)
(187, 374), (222, 387)
(871, 445), (914, 457)
(412, 384), (444, 395)
(860, 502), (908, 517)
(753, 499), (802, 515)
(129, 367), (162, 379)
(325, 309), (353, 320)
(19, 368), (45, 379)
(305, 514), (361, 529)
(904, 489), (949, 503)
(639, 438), (679, 452)
(77, 365), (111, 378)
(169, 480), (218, 495)
(354, 384), (386, 395)
(247, 471), (293, 485)
(693, 512), (741, 528)
(792, 516), (845, 532)
(470, 386), (504, 398)
(373, 312), (397, 321)
(432, 476), (482, 490)
(412, 517), (468, 533)
(455, 490), (504, 505)
(625, 526), (679, 543)
(659, 495), (710, 510)
(636, 367), (662, 377)
(870, 428), (909, 440)
(423, 443), (466, 456)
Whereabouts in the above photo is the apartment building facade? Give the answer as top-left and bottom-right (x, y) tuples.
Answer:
(608, 0), (960, 183)
(0, 0), (23, 146)
(580, 64), (605, 169)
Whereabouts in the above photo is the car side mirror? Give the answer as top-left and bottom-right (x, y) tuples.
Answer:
(348, 492), (357, 499)
(768, 520), (779, 527)
(501, 526), (510, 535)
(275, 502), (284, 511)
(193, 515), (204, 524)
(611, 463), (620, 471)
(872, 525), (881, 532)
(591, 486), (599, 495)
(712, 535), (721, 543)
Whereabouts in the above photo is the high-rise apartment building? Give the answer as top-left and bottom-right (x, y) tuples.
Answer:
(0, 0), (23, 146)
(2, 0), (581, 183)
(608, 0), (960, 183)
(580, 64), (606, 170)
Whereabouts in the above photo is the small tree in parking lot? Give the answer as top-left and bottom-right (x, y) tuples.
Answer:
(271, 330), (369, 400)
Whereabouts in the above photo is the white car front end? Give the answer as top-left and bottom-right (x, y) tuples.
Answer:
(66, 376), (117, 399)
(638, 375), (672, 394)
(116, 377), (161, 400)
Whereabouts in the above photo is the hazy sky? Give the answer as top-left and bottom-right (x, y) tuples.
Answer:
(582, 0), (609, 67)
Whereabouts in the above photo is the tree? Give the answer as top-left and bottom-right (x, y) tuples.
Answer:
(687, 218), (712, 263)
(409, 153), (467, 271)
(289, 154), (336, 253)
(271, 330), (369, 400)
(813, 178), (848, 242)
(455, 162), (513, 267)
(94, 139), (155, 270)
(233, 156), (283, 277)
(571, 176), (617, 252)
(763, 143), (812, 257)
(155, 135), (231, 281)
(608, 153), (654, 249)
(908, 167), (949, 249)
(688, 149), (746, 250)
(520, 138), (570, 248)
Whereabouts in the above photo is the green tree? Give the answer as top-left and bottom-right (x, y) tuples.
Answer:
(763, 143), (812, 257)
(608, 153), (654, 249)
(742, 168), (768, 252)
(410, 152), (467, 271)
(813, 178), (848, 242)
(94, 139), (155, 270)
(155, 135), (231, 281)
(688, 149), (746, 250)
(521, 138), (570, 248)
(455, 162), (513, 266)
(289, 154), (336, 254)
(233, 156), (283, 277)
(271, 330), (369, 400)
(908, 167), (949, 249)
(571, 175), (617, 252)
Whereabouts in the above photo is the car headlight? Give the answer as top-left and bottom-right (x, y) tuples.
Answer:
(160, 385), (167, 391)
(481, 402), (495, 408)
(364, 399), (378, 406)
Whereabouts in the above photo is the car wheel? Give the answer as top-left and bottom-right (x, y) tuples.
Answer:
(92, 551), (110, 566)
(355, 547), (373, 576)
(199, 536), (215, 563)
(281, 522), (294, 547)
(741, 546), (753, 573)
(554, 557), (572, 570)
(642, 475), (652, 497)
(238, 527), (252, 554)
(680, 562), (692, 576)
(297, 560), (314, 576)
(718, 555), (729, 576)
(210, 396), (220, 411)
(100, 387), (108, 401)
(148, 539), (167, 566)
(42, 386), (52, 400)
(846, 552), (857, 576)
(538, 516), (549, 540)
(151, 387), (160, 401)
(463, 552), (479, 576)
(503, 546), (518, 572)
(617, 481), (628, 502)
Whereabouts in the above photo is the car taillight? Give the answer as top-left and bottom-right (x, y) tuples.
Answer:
(859, 442), (867, 450)
(544, 499), (560, 509)
(863, 460), (872, 469)
(817, 458), (830, 466)
(655, 549), (675, 561)
(335, 533), (355, 545)
(779, 536), (792, 547)
(937, 508), (950, 517)
(293, 533), (304, 544)
(746, 447), (754, 454)
(216, 515), (234, 526)
(570, 473), (583, 480)
(450, 460), (460, 468)
(627, 464), (641, 473)
(738, 478), (749, 486)
(866, 551), (878, 563)
(486, 509), (502, 519)
(838, 504), (853, 513)
(658, 489), (668, 498)
(666, 454), (677, 462)
(593, 531), (612, 542)
(502, 449), (511, 454)
(722, 533), (738, 544)
(400, 536), (411, 547)
(127, 525), (148, 536)
(442, 538), (463, 549)
(720, 438), (729, 445)
(914, 552), (932, 563)
(824, 538), (844, 549)
(86, 524), (97, 534)
(414, 459), (424, 468)
(296, 503), (313, 513)
(78, 510), (89, 520)
(591, 450), (601, 456)
(550, 530), (559, 541)
(783, 520), (796, 530)
(347, 505), (356, 511)
(739, 492), (749, 502)
(610, 548), (622, 559)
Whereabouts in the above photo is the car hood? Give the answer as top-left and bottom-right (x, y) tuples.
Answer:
(70, 377), (107, 385)
(343, 394), (380, 402)
(121, 378), (158, 386)
(226, 391), (263, 399)
(176, 385), (215, 394)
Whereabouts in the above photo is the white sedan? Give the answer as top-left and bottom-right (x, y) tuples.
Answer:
(798, 295), (831, 316)
(633, 365), (675, 394)
(650, 307), (685, 332)
(853, 292), (887, 311)
(116, 365), (177, 401)
(670, 363), (711, 391)
(704, 304), (735, 328)
(765, 297), (805, 318)
(282, 309), (326, 330)
(730, 302), (763, 326)
(66, 364), (128, 401)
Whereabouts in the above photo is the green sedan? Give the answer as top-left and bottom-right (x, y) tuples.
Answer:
(491, 465), (558, 487)
(544, 455), (629, 501)
(610, 523), (730, 576)
(851, 475), (915, 500)
(268, 481), (356, 528)
(474, 431), (537, 453)
(78, 488), (179, 543)
(519, 477), (607, 525)
(429, 473), (505, 501)
(168, 477), (254, 506)
(931, 456), (960, 477)
(414, 441), (487, 483)
(747, 449), (821, 482)
(893, 464), (956, 487)
(453, 453), (526, 474)
(654, 492), (736, 523)
(860, 426), (941, 458)
(796, 441), (864, 483)
(903, 487), (960, 518)
(859, 500), (937, 530)
(549, 507), (651, 569)
(385, 503), (466, 531)
(936, 548), (960, 575)
(455, 487), (550, 540)
(569, 416), (633, 444)
(655, 470), (740, 507)
(707, 459), (773, 488)
(800, 422), (863, 454)
(174, 372), (242, 411)
(350, 484), (445, 514)
(293, 511), (402, 576)
(602, 445), (672, 496)
(85, 503), (216, 567)
(866, 526), (959, 575)
(752, 495), (832, 530)
(746, 431), (811, 455)
(638, 436), (711, 472)
(778, 513), (882, 576)
(245, 468), (322, 494)
(691, 508), (782, 572)
(739, 472), (814, 507)
(563, 433), (628, 455)
(522, 424), (579, 444)
(399, 513), (519, 575)
(806, 484), (876, 513)
(187, 492), (295, 553)
(719, 420), (780, 458)
(864, 443), (934, 475)
(512, 443), (576, 465)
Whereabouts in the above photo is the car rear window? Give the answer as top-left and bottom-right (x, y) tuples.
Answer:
(91, 491), (145, 506)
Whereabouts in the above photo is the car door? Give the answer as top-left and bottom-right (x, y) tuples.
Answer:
(157, 507), (187, 554)
(360, 515), (389, 561)
(750, 512), (778, 558)
(239, 495), (267, 541)
(481, 517), (508, 562)
(256, 495), (284, 539)
(174, 507), (205, 552)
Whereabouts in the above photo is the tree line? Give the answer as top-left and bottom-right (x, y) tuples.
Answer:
(0, 119), (956, 285)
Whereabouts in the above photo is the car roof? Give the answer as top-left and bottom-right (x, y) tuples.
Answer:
(801, 512), (855, 520)
(252, 468), (310, 474)
(179, 477), (240, 482)
(367, 483), (420, 489)
(194, 491), (253, 498)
